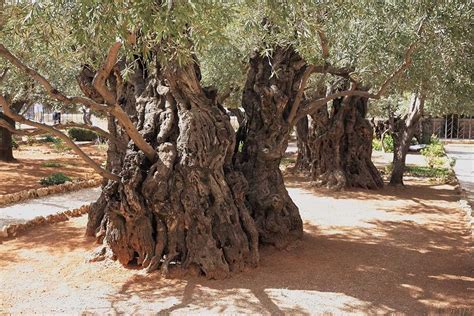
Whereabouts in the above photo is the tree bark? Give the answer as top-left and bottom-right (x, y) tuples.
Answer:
(86, 60), (258, 279)
(235, 46), (304, 248)
(389, 93), (425, 186)
(295, 115), (311, 171)
(306, 94), (383, 190)
(0, 113), (14, 162)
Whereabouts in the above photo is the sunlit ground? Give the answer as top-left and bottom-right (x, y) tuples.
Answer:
(0, 177), (472, 314)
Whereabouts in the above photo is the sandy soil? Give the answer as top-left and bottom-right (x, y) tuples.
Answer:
(0, 143), (105, 195)
(0, 177), (472, 314)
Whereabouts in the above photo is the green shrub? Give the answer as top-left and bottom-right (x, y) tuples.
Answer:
(67, 128), (98, 141)
(51, 138), (72, 152)
(372, 134), (394, 152)
(405, 166), (455, 184)
(449, 157), (456, 168)
(41, 161), (64, 168)
(382, 134), (394, 152)
(12, 138), (19, 149)
(421, 136), (445, 168)
(43, 135), (61, 143)
(40, 172), (71, 186)
(372, 138), (382, 151)
(26, 136), (35, 146)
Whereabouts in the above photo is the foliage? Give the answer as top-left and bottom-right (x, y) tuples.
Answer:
(372, 134), (394, 152)
(405, 166), (455, 184)
(95, 140), (108, 152)
(41, 161), (64, 168)
(11, 138), (19, 149)
(25, 136), (35, 146)
(67, 128), (97, 142)
(421, 136), (445, 168)
(280, 157), (296, 168)
(372, 138), (382, 151)
(43, 135), (61, 144)
(39, 172), (71, 186)
(449, 157), (456, 168)
(383, 163), (454, 184)
(51, 138), (71, 152)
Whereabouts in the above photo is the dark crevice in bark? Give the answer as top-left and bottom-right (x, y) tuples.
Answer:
(295, 115), (311, 171)
(0, 113), (14, 162)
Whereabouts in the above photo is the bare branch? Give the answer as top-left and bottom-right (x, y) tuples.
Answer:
(0, 118), (26, 135)
(293, 19), (427, 124)
(217, 86), (237, 105)
(55, 122), (110, 139)
(287, 65), (316, 124)
(92, 41), (121, 105)
(0, 43), (157, 162)
(312, 64), (355, 78)
(0, 95), (119, 181)
(0, 44), (108, 113)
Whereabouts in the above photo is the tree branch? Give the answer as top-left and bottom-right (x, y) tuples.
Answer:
(92, 41), (121, 105)
(0, 44), (108, 113)
(0, 43), (157, 162)
(293, 19), (427, 125)
(0, 119), (124, 150)
(0, 95), (119, 181)
(287, 65), (316, 124)
(217, 86), (237, 105)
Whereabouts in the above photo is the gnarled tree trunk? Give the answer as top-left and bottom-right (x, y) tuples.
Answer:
(86, 60), (258, 279)
(0, 113), (14, 162)
(235, 46), (304, 248)
(305, 94), (383, 190)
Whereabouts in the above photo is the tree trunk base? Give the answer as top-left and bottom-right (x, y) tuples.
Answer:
(305, 95), (383, 190)
(86, 64), (259, 279)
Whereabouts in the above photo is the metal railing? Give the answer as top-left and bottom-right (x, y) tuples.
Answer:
(432, 115), (473, 139)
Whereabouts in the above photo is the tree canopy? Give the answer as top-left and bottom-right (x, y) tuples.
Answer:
(2, 1), (471, 114)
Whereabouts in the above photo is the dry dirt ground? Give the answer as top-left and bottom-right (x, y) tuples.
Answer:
(0, 174), (472, 314)
(0, 143), (105, 195)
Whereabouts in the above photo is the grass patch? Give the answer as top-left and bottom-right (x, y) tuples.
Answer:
(372, 134), (394, 152)
(40, 172), (72, 186)
(382, 164), (455, 184)
(406, 165), (455, 184)
(281, 157), (296, 167)
(41, 161), (65, 168)
(51, 139), (72, 153)
(405, 166), (451, 178)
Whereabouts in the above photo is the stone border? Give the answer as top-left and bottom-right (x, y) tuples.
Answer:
(0, 204), (90, 239)
(0, 179), (101, 207)
(450, 174), (473, 249)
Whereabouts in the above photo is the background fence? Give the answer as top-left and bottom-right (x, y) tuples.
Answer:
(431, 115), (473, 140)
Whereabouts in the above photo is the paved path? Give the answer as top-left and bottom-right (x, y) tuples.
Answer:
(445, 144), (474, 204)
(0, 187), (101, 229)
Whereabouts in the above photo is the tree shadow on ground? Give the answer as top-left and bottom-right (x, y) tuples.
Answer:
(2, 180), (472, 314)
(6, 220), (95, 255)
(105, 217), (473, 315)
(284, 173), (459, 203)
